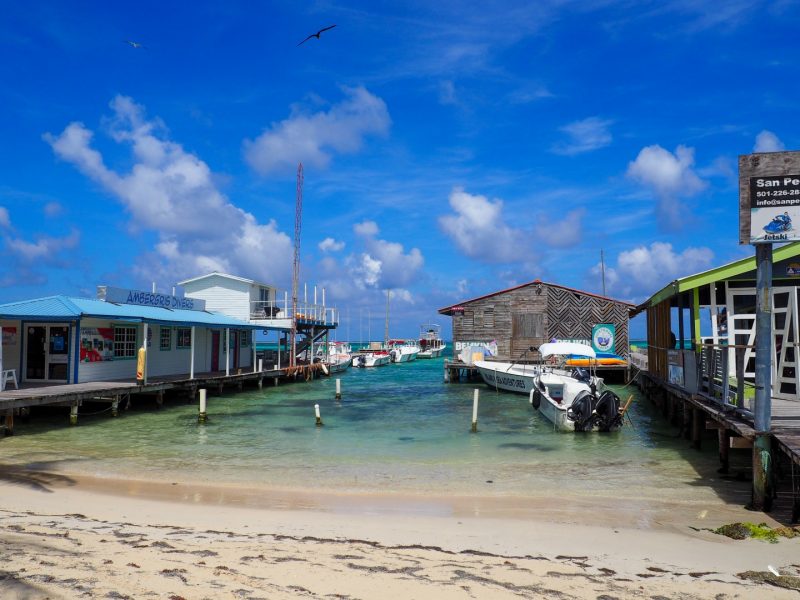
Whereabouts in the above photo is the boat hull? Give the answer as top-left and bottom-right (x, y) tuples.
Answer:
(474, 361), (542, 393)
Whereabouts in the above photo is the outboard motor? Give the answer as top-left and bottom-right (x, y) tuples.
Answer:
(566, 390), (595, 432)
(594, 390), (622, 432)
(572, 368), (592, 384)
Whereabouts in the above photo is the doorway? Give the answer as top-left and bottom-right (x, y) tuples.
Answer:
(211, 331), (220, 371)
(25, 324), (70, 382)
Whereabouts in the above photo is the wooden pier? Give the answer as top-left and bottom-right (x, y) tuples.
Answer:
(633, 364), (800, 521)
(0, 365), (328, 435)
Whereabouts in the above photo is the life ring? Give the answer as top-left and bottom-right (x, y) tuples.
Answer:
(530, 388), (541, 410)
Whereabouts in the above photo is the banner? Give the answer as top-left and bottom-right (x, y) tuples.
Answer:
(80, 327), (114, 362)
(591, 324), (615, 353)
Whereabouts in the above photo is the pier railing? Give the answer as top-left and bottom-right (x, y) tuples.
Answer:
(250, 300), (338, 326)
(698, 343), (752, 416)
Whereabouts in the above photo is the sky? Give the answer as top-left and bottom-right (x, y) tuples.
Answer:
(1, 0), (798, 341)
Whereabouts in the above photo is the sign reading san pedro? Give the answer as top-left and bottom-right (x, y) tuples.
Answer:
(739, 152), (800, 244)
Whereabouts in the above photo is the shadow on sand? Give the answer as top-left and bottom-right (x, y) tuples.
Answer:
(0, 462), (75, 493)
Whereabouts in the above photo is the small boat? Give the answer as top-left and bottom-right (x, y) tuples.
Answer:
(418, 324), (446, 358)
(352, 349), (391, 367)
(387, 339), (420, 363)
(531, 342), (621, 433)
(474, 359), (544, 393)
(317, 341), (352, 373)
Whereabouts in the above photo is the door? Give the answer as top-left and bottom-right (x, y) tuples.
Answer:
(211, 331), (220, 371)
(232, 331), (240, 369)
(25, 324), (70, 382)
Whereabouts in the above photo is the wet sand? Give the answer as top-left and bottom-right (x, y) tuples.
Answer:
(1, 472), (799, 599)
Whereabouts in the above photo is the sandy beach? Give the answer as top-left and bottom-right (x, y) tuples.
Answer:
(1, 471), (799, 599)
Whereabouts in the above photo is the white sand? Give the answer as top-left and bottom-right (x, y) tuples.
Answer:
(1, 473), (799, 599)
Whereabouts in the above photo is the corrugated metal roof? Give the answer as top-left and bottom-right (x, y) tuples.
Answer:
(0, 295), (259, 329)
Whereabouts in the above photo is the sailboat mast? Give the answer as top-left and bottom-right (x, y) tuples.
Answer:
(384, 289), (390, 346)
(600, 249), (606, 296)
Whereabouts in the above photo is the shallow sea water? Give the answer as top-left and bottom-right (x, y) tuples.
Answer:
(1, 356), (745, 503)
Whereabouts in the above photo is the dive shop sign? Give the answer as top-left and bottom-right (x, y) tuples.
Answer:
(739, 152), (800, 244)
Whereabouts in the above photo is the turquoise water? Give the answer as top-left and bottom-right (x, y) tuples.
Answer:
(1, 358), (737, 502)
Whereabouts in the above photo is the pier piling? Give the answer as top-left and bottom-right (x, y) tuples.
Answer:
(471, 389), (479, 433)
(315, 403), (323, 426)
(198, 389), (207, 423)
(4, 410), (13, 436)
(335, 378), (342, 400)
(111, 398), (119, 417)
(69, 403), (78, 426)
(718, 428), (730, 474)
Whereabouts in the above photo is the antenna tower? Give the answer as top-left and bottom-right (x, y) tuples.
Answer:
(290, 163), (303, 366)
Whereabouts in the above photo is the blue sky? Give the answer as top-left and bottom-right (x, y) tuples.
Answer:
(1, 0), (798, 340)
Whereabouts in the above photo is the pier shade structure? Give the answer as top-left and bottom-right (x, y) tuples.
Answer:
(438, 280), (633, 381)
(631, 240), (800, 517)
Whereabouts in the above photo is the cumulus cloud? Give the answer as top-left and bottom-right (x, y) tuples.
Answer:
(348, 221), (424, 289)
(590, 242), (714, 300)
(439, 187), (529, 263)
(532, 208), (585, 248)
(754, 130), (785, 153)
(318, 237), (345, 252)
(44, 95), (292, 287)
(6, 229), (81, 262)
(626, 144), (707, 230)
(353, 220), (379, 237)
(243, 86), (391, 176)
(552, 117), (613, 155)
(43, 202), (63, 217)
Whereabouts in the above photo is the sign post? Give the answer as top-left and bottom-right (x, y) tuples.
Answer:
(737, 151), (800, 509)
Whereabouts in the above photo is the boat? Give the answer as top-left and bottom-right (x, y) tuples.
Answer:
(352, 344), (391, 368)
(317, 341), (352, 373)
(531, 342), (622, 432)
(418, 325), (446, 358)
(386, 339), (420, 362)
(473, 359), (544, 393)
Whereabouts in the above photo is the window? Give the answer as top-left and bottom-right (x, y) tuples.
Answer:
(484, 308), (494, 328)
(159, 327), (172, 351)
(463, 310), (474, 326)
(176, 328), (192, 349)
(240, 330), (250, 347)
(113, 326), (137, 359)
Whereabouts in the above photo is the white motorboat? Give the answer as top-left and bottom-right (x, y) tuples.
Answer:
(387, 339), (420, 363)
(352, 349), (391, 368)
(531, 342), (621, 433)
(474, 360), (544, 393)
(418, 324), (446, 358)
(318, 341), (352, 373)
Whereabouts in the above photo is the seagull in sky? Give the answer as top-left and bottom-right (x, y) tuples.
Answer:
(297, 24), (336, 46)
(124, 40), (146, 49)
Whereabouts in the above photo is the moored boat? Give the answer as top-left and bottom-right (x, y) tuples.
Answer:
(387, 339), (420, 362)
(352, 349), (391, 368)
(318, 341), (352, 373)
(418, 324), (446, 358)
(531, 342), (621, 433)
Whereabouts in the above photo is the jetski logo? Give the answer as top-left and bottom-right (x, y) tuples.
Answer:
(763, 212), (793, 234)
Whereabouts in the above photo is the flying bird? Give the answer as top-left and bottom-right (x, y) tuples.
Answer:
(124, 40), (146, 49)
(297, 24), (336, 46)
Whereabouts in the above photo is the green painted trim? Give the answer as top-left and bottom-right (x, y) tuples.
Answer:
(643, 242), (800, 309)
(692, 287), (701, 346)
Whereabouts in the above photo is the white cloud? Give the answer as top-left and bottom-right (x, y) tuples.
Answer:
(439, 187), (528, 263)
(318, 237), (345, 252)
(754, 130), (785, 153)
(43, 202), (63, 217)
(45, 95), (292, 287)
(353, 220), (379, 237)
(6, 229), (80, 262)
(591, 241), (714, 300)
(532, 208), (585, 248)
(626, 144), (707, 229)
(243, 86), (391, 176)
(0, 206), (9, 228)
(552, 117), (613, 155)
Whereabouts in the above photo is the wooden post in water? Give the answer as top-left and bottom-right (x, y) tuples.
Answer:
(4, 410), (13, 436)
(718, 428), (730, 474)
(315, 403), (323, 426)
(111, 397), (119, 417)
(69, 403), (78, 426)
(753, 243), (773, 510)
(335, 378), (342, 399)
(691, 407), (704, 450)
(198, 388), (207, 423)
(471, 389), (479, 433)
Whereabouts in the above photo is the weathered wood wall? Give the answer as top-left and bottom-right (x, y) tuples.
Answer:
(451, 283), (631, 361)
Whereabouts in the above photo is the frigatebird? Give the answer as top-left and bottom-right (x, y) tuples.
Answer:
(297, 24), (336, 46)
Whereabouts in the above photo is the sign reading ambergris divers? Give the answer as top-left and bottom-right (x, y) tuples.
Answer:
(98, 286), (206, 311)
(739, 152), (800, 244)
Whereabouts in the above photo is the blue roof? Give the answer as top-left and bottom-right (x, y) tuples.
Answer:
(0, 295), (259, 329)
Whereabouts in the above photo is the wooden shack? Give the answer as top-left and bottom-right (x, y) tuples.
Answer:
(438, 280), (633, 362)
